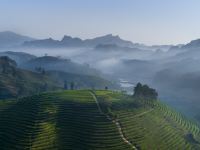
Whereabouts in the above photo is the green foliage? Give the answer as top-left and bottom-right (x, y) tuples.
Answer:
(1, 90), (198, 149)
(0, 91), (131, 150)
(95, 90), (200, 149)
(47, 71), (118, 90)
(64, 80), (68, 90)
(0, 56), (17, 74)
(0, 69), (60, 99)
(0, 66), (117, 99)
(133, 82), (158, 100)
(70, 82), (74, 90)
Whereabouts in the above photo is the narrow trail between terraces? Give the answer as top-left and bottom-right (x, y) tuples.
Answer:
(90, 92), (138, 150)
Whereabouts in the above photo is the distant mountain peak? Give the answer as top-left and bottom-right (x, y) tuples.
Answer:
(61, 35), (82, 42)
(0, 31), (35, 48)
(62, 35), (73, 40)
(60, 35), (83, 47)
(104, 34), (115, 37)
(182, 39), (200, 49)
(105, 34), (113, 36)
(107, 34), (120, 38)
(22, 33), (135, 48)
(93, 34), (120, 40)
(46, 38), (55, 41)
(83, 34), (134, 47)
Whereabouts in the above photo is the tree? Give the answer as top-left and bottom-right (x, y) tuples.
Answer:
(40, 83), (48, 92)
(35, 67), (46, 75)
(0, 56), (17, 74)
(2, 64), (6, 73)
(11, 67), (17, 77)
(41, 68), (46, 75)
(133, 83), (158, 100)
(70, 82), (74, 90)
(134, 82), (143, 97)
(105, 86), (108, 90)
(64, 80), (68, 90)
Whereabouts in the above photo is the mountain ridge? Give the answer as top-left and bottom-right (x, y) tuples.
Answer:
(3, 31), (200, 51)
(23, 34), (136, 48)
(0, 31), (35, 48)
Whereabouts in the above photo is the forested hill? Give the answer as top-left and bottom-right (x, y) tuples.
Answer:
(0, 56), (117, 99)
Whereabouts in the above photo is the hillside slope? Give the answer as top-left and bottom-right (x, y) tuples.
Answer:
(0, 69), (60, 99)
(0, 91), (131, 150)
(0, 51), (36, 65)
(0, 68), (116, 99)
(0, 31), (34, 48)
(0, 90), (200, 149)
(95, 91), (200, 149)
(21, 56), (101, 76)
(0, 56), (116, 99)
(0, 56), (60, 99)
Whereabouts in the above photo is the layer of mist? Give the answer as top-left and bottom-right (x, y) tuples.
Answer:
(1, 32), (200, 123)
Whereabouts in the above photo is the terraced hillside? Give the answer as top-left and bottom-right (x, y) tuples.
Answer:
(95, 90), (200, 150)
(0, 91), (131, 150)
(0, 90), (200, 149)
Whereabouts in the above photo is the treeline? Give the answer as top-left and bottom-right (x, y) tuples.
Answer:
(64, 80), (76, 90)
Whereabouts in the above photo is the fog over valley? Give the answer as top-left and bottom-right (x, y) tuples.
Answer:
(2, 0), (200, 149)
(1, 31), (200, 123)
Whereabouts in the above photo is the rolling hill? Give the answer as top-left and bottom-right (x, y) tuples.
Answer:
(0, 56), (117, 99)
(21, 56), (101, 77)
(0, 31), (34, 48)
(95, 90), (200, 149)
(0, 56), (60, 99)
(0, 90), (199, 149)
(0, 51), (36, 65)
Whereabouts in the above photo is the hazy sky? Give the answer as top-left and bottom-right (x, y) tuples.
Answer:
(0, 0), (200, 45)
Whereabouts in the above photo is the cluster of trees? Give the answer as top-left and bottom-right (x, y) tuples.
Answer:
(35, 67), (46, 75)
(64, 80), (109, 91)
(64, 80), (76, 90)
(133, 83), (158, 100)
(0, 56), (17, 75)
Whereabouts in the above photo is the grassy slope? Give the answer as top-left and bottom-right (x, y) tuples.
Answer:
(0, 90), (200, 149)
(0, 90), (131, 150)
(95, 90), (200, 150)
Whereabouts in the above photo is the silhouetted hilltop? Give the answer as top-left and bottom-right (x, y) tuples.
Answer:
(23, 34), (135, 48)
(0, 31), (34, 48)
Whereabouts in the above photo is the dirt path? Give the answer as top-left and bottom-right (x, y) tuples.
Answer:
(90, 92), (138, 150)
(133, 109), (154, 118)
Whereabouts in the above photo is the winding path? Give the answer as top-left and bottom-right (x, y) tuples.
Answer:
(90, 92), (138, 150)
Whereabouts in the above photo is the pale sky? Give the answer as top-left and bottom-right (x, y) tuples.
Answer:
(0, 0), (200, 45)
